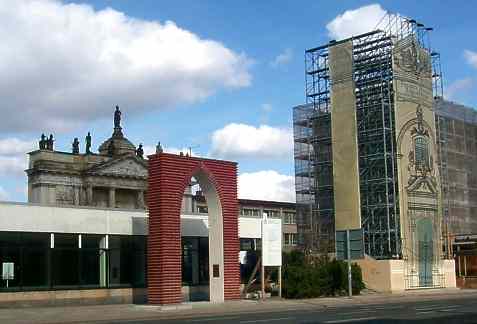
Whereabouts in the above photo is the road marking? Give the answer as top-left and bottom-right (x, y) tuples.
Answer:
(323, 317), (377, 323)
(240, 317), (294, 323)
(416, 311), (435, 315)
(189, 316), (241, 322)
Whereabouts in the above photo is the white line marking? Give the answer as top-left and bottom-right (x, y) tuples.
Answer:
(240, 317), (294, 323)
(324, 317), (377, 323)
(189, 316), (241, 322)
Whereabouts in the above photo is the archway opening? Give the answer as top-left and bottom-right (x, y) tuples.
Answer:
(180, 171), (224, 303)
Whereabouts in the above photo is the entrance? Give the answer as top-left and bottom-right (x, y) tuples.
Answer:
(147, 153), (240, 305)
(417, 217), (433, 287)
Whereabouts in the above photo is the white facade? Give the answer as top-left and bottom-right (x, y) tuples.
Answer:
(0, 201), (262, 239)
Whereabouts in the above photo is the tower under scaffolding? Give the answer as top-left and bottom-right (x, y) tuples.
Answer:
(294, 14), (445, 259)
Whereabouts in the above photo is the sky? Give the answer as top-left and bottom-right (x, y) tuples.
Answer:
(0, 0), (476, 203)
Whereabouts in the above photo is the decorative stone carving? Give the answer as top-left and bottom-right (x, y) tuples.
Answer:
(90, 157), (148, 178)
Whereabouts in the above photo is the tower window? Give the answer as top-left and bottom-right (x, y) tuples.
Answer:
(414, 136), (429, 169)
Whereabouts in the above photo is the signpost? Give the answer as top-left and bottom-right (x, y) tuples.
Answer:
(336, 229), (364, 297)
(261, 214), (282, 299)
(2, 262), (14, 288)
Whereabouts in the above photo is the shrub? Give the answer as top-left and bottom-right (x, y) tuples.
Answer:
(282, 251), (365, 299)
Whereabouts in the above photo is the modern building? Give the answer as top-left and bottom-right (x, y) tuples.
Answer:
(434, 99), (477, 283)
(0, 107), (297, 306)
(293, 15), (456, 290)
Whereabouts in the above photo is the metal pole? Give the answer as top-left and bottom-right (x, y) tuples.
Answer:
(261, 264), (265, 300)
(347, 229), (352, 298)
(278, 266), (282, 298)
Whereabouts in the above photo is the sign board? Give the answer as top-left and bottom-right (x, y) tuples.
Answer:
(336, 228), (364, 261)
(2, 262), (14, 280)
(262, 217), (282, 266)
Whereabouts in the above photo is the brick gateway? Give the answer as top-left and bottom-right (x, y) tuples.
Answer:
(147, 153), (240, 304)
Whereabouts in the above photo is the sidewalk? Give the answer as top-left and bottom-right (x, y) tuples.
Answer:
(0, 288), (475, 324)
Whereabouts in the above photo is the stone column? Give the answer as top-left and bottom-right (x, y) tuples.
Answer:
(87, 185), (93, 205)
(109, 188), (116, 208)
(137, 190), (145, 209)
(74, 187), (80, 206)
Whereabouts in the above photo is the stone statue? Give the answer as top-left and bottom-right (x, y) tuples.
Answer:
(114, 105), (121, 128)
(156, 141), (163, 154)
(39, 133), (46, 150)
(72, 138), (80, 154)
(136, 144), (144, 159)
(47, 134), (54, 151)
(85, 132), (92, 154)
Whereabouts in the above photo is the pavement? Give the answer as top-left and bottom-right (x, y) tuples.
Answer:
(1, 288), (477, 324)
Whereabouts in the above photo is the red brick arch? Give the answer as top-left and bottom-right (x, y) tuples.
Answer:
(147, 153), (240, 304)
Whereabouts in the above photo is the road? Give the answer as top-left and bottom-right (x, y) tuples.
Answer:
(2, 291), (477, 324)
(101, 294), (477, 324)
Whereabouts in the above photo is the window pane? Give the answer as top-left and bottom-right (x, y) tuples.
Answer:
(81, 249), (101, 286)
(53, 248), (79, 287)
(54, 234), (78, 249)
(82, 235), (102, 249)
(22, 247), (49, 288)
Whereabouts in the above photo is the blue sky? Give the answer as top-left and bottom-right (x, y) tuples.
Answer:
(0, 0), (476, 202)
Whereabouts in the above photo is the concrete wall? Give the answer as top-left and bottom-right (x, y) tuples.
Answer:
(329, 40), (362, 230)
(0, 288), (147, 308)
(357, 255), (405, 293)
(443, 259), (457, 288)
(0, 202), (262, 239)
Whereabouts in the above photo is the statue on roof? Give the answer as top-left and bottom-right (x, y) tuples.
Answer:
(46, 134), (54, 151)
(85, 132), (92, 154)
(114, 105), (121, 129)
(72, 138), (80, 155)
(39, 133), (46, 150)
(136, 143), (144, 159)
(156, 141), (163, 154)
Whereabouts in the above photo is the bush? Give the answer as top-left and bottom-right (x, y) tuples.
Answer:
(282, 251), (365, 299)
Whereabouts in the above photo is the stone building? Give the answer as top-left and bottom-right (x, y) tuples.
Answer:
(25, 106), (298, 251)
(27, 106), (149, 209)
(294, 21), (456, 291)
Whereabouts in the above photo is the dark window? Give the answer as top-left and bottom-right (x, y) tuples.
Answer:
(182, 237), (209, 286)
(415, 136), (429, 169)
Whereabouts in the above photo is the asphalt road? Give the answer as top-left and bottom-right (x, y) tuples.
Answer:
(110, 295), (477, 324)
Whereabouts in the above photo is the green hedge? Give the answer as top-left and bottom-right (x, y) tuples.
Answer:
(282, 251), (365, 298)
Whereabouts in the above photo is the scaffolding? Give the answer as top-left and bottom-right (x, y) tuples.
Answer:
(294, 14), (442, 258)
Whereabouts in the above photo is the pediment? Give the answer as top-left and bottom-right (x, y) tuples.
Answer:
(87, 156), (148, 178)
(407, 175), (437, 195)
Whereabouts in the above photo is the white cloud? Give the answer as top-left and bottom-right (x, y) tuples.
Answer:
(0, 0), (252, 133)
(326, 4), (386, 40)
(464, 50), (477, 69)
(209, 123), (293, 159)
(445, 78), (474, 100)
(270, 48), (293, 67)
(261, 103), (273, 113)
(238, 170), (295, 202)
(0, 138), (36, 176)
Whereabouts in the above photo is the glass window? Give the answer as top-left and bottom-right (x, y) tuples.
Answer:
(0, 232), (50, 290)
(283, 212), (296, 224)
(197, 206), (208, 214)
(284, 233), (297, 246)
(108, 235), (146, 287)
(415, 136), (429, 169)
(52, 248), (79, 287)
(182, 237), (209, 286)
(264, 210), (280, 218)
